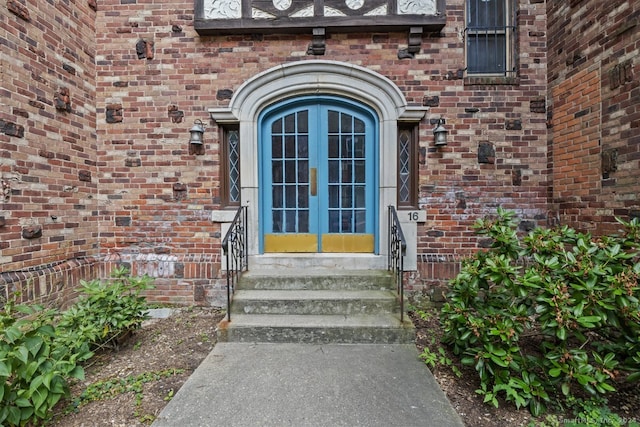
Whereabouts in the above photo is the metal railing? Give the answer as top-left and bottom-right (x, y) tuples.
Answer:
(222, 206), (248, 322)
(387, 206), (407, 323)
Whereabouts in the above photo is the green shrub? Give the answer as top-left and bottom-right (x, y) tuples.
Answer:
(56, 266), (153, 353)
(0, 302), (86, 426)
(441, 208), (640, 416)
(0, 267), (153, 426)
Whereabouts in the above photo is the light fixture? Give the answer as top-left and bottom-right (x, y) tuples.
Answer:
(433, 117), (448, 146)
(189, 119), (205, 145)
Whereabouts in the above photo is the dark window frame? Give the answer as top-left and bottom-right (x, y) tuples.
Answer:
(465, 0), (516, 76)
(397, 124), (419, 209)
(220, 124), (241, 207)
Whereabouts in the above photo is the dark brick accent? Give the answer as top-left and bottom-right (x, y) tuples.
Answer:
(478, 142), (495, 164)
(62, 63), (76, 75)
(78, 170), (92, 182)
(505, 119), (522, 130)
(135, 39), (154, 60)
(217, 89), (233, 100)
(106, 104), (123, 123)
(1, 120), (25, 138)
(601, 149), (617, 178)
(530, 97), (546, 113)
(115, 216), (131, 226)
(54, 87), (72, 112)
(422, 96), (440, 107)
(125, 158), (141, 167)
(8, 0), (30, 20)
(22, 225), (43, 239)
(512, 169), (522, 186)
(168, 105), (184, 123)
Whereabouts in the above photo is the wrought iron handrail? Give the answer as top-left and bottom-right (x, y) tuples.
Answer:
(388, 205), (407, 323)
(222, 206), (248, 322)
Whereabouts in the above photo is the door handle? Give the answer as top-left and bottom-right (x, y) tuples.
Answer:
(310, 167), (317, 196)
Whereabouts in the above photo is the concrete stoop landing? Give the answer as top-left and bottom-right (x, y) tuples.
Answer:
(216, 267), (415, 344)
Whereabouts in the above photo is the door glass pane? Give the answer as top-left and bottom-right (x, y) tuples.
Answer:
(328, 160), (339, 183)
(328, 110), (339, 133)
(272, 160), (283, 183)
(272, 210), (282, 232)
(298, 136), (308, 157)
(355, 210), (366, 233)
(284, 113), (296, 133)
(285, 211), (297, 232)
(328, 135), (339, 158)
(285, 135), (296, 158)
(354, 136), (365, 157)
(298, 185), (309, 208)
(329, 210), (340, 232)
(354, 160), (365, 183)
(342, 136), (353, 157)
(272, 118), (282, 133)
(272, 186), (283, 208)
(341, 186), (353, 209)
(354, 185), (365, 208)
(285, 185), (296, 208)
(354, 117), (365, 133)
(341, 113), (352, 133)
(341, 161), (352, 183)
(298, 110), (308, 133)
(341, 211), (353, 233)
(299, 210), (309, 232)
(272, 135), (282, 158)
(329, 185), (339, 208)
(298, 160), (308, 182)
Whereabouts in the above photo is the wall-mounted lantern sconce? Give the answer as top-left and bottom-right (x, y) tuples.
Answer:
(189, 119), (205, 145)
(433, 117), (448, 146)
(189, 119), (206, 155)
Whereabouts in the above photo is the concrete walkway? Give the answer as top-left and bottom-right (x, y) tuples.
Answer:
(152, 342), (465, 427)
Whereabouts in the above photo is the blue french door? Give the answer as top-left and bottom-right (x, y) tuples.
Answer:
(260, 97), (377, 253)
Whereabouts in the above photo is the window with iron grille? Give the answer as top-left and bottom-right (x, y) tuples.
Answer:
(220, 125), (240, 206)
(465, 0), (516, 75)
(397, 125), (418, 208)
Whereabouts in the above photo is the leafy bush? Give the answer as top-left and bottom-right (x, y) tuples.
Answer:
(441, 208), (640, 416)
(56, 266), (153, 353)
(0, 302), (87, 426)
(0, 268), (153, 426)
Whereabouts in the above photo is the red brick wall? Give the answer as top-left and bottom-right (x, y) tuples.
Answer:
(1, 0), (98, 302)
(2, 0), (550, 304)
(417, 0), (549, 259)
(548, 0), (640, 234)
(94, 0), (548, 279)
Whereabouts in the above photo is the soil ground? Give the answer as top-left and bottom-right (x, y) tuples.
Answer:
(47, 305), (639, 427)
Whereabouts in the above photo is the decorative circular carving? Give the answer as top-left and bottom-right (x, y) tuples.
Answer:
(345, 0), (364, 10)
(273, 0), (292, 11)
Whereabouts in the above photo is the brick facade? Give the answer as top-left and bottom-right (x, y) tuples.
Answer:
(547, 0), (640, 233)
(1, 0), (98, 304)
(4, 0), (631, 307)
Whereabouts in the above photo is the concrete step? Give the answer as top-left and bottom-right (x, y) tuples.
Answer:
(238, 269), (394, 291)
(216, 268), (414, 345)
(216, 314), (415, 344)
(248, 254), (387, 270)
(232, 289), (399, 315)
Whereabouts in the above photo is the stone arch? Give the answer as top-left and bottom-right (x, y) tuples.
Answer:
(210, 60), (427, 257)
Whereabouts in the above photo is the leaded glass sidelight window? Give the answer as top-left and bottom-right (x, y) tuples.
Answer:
(221, 125), (240, 206)
(397, 124), (418, 208)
